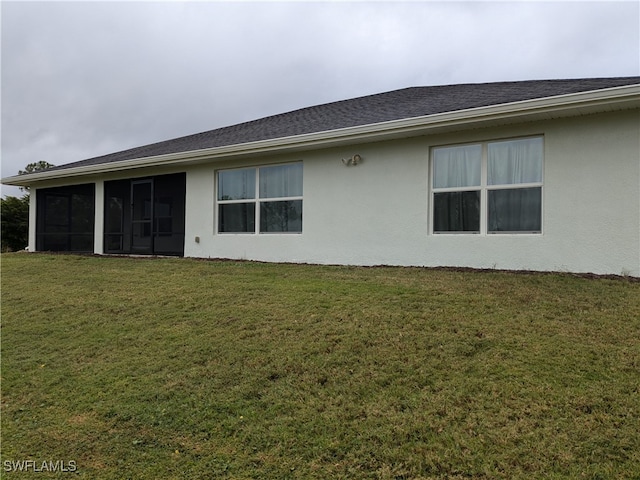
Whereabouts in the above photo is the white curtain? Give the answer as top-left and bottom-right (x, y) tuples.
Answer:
(259, 163), (303, 199)
(488, 137), (542, 185)
(433, 144), (482, 189)
(488, 188), (541, 232)
(218, 168), (255, 201)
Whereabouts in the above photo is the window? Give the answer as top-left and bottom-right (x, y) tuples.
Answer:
(217, 163), (303, 234)
(432, 137), (543, 234)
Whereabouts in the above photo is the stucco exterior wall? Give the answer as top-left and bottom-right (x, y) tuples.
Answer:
(24, 109), (639, 275)
(184, 109), (640, 276)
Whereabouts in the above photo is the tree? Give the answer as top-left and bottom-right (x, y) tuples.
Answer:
(1, 161), (55, 251)
(19, 160), (55, 175)
(1, 195), (29, 251)
(18, 161), (55, 192)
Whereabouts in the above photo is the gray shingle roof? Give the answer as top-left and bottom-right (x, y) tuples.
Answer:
(47, 77), (640, 172)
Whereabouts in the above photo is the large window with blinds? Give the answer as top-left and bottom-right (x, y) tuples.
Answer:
(432, 137), (543, 234)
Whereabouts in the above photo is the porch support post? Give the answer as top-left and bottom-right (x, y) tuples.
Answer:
(28, 190), (37, 251)
(94, 180), (104, 254)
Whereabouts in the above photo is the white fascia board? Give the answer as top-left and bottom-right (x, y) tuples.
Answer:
(3, 84), (639, 187)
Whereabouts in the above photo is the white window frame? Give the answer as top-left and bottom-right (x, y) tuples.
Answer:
(216, 162), (303, 235)
(431, 136), (544, 235)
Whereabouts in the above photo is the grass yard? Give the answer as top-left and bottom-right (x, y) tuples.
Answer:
(1, 253), (639, 479)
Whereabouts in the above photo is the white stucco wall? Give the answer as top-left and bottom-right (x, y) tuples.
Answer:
(24, 109), (639, 276)
(184, 109), (640, 276)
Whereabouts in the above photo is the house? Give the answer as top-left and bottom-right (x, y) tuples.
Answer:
(3, 77), (639, 276)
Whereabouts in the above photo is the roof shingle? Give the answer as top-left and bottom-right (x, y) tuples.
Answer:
(47, 77), (640, 171)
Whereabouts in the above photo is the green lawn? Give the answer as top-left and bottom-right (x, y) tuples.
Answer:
(1, 253), (639, 479)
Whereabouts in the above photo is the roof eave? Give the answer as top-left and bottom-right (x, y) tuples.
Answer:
(3, 84), (639, 187)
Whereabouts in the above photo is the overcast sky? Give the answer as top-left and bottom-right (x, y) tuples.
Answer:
(2, 0), (639, 197)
